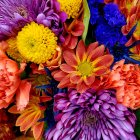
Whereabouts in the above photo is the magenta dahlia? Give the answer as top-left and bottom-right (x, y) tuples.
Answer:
(0, 0), (67, 42)
(45, 89), (136, 140)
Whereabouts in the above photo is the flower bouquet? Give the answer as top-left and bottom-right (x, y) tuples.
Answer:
(0, 0), (140, 139)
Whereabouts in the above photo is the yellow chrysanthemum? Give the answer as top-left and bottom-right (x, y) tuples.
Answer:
(57, 0), (82, 18)
(6, 38), (26, 62)
(17, 22), (58, 64)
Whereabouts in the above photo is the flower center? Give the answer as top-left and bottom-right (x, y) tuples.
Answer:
(83, 111), (97, 126)
(57, 0), (82, 18)
(78, 62), (93, 76)
(17, 22), (58, 64)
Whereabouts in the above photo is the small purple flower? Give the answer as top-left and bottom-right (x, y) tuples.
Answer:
(45, 89), (136, 140)
(0, 0), (67, 43)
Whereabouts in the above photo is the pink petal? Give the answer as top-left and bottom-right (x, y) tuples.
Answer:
(87, 45), (105, 61)
(63, 50), (77, 66)
(84, 75), (95, 85)
(87, 42), (99, 56)
(95, 55), (114, 67)
(60, 64), (75, 73)
(16, 80), (31, 111)
(76, 40), (86, 61)
(70, 73), (82, 84)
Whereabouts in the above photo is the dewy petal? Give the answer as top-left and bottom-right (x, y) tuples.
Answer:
(87, 42), (99, 56)
(95, 55), (114, 67)
(87, 45), (105, 61)
(63, 50), (77, 66)
(76, 40), (86, 61)
(60, 64), (75, 73)
(84, 75), (95, 85)
(16, 80), (31, 111)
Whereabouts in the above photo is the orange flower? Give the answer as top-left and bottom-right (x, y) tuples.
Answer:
(63, 19), (84, 49)
(101, 60), (140, 109)
(53, 40), (114, 93)
(0, 45), (31, 110)
(8, 96), (49, 140)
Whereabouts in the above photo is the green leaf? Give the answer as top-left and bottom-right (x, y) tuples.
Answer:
(82, 0), (90, 42)
(135, 109), (140, 138)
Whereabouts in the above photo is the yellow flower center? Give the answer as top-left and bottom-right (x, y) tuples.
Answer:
(78, 62), (93, 76)
(57, 0), (82, 18)
(17, 22), (58, 64)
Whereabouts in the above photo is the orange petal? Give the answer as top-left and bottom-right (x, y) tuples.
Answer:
(67, 36), (78, 49)
(71, 20), (84, 36)
(84, 75), (95, 85)
(32, 122), (44, 140)
(60, 64), (75, 73)
(63, 34), (71, 46)
(95, 55), (114, 67)
(16, 110), (35, 126)
(87, 42), (99, 56)
(94, 66), (108, 75)
(77, 81), (88, 93)
(16, 80), (31, 111)
(20, 112), (41, 131)
(70, 73), (82, 84)
(76, 40), (86, 61)
(8, 105), (22, 114)
(53, 70), (67, 81)
(63, 50), (77, 66)
(57, 75), (70, 88)
(87, 45), (105, 61)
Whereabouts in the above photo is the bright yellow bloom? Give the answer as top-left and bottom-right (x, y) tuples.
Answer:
(17, 22), (58, 64)
(6, 37), (26, 62)
(57, 0), (82, 18)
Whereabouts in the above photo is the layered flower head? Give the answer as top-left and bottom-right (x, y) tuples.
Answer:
(45, 89), (136, 140)
(101, 60), (140, 109)
(53, 40), (113, 93)
(57, 0), (82, 18)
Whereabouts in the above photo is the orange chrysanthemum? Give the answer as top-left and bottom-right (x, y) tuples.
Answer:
(53, 40), (114, 93)
(100, 60), (140, 109)
(8, 96), (51, 140)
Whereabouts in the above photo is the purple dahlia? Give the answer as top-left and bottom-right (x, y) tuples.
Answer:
(45, 89), (136, 140)
(0, 0), (67, 42)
